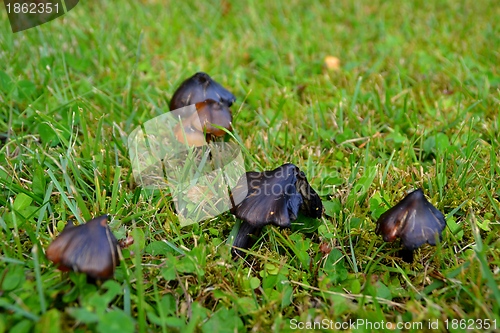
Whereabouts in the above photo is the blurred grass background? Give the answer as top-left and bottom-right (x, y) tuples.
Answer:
(1, 0), (499, 332)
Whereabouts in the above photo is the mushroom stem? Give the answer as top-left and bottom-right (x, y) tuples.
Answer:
(231, 222), (262, 258)
(399, 248), (414, 263)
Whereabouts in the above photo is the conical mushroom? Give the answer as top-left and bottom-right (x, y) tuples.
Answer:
(46, 215), (120, 280)
(375, 188), (446, 262)
(169, 72), (236, 111)
(230, 163), (323, 256)
(170, 73), (235, 144)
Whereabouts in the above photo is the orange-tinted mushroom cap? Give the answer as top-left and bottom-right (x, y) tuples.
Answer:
(195, 99), (233, 137)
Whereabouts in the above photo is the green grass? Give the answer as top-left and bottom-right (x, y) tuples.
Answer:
(1, 0), (500, 332)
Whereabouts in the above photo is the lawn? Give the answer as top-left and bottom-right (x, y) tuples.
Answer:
(1, 0), (499, 332)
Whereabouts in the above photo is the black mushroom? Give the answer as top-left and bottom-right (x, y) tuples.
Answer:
(375, 188), (446, 262)
(230, 163), (323, 256)
(46, 215), (120, 280)
(169, 72), (236, 111)
(170, 72), (235, 145)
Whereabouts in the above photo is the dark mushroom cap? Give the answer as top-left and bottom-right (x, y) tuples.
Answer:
(231, 163), (323, 228)
(46, 215), (120, 280)
(375, 188), (446, 250)
(296, 170), (323, 219)
(169, 72), (236, 111)
(195, 99), (233, 137)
